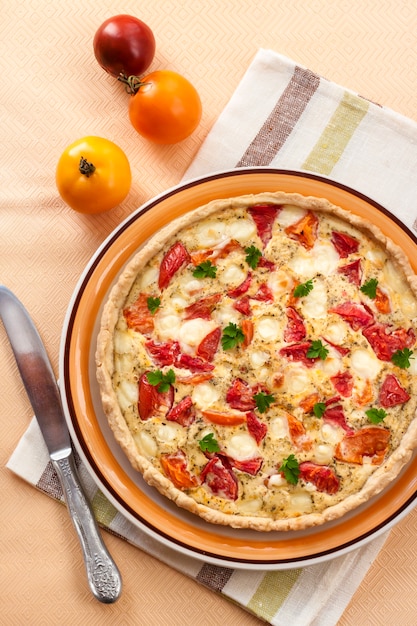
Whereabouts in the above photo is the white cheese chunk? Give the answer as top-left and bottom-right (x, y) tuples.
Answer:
(178, 318), (217, 353)
(324, 322), (347, 344)
(287, 492), (313, 514)
(408, 351), (417, 375)
(237, 498), (263, 513)
(268, 474), (286, 487)
(282, 365), (310, 394)
(300, 279), (327, 319)
(289, 241), (339, 279)
(154, 312), (182, 341)
(134, 431), (157, 458)
(178, 276), (203, 295)
(269, 415), (290, 439)
(228, 219), (256, 242)
(156, 423), (185, 446)
(350, 348), (382, 380)
(226, 433), (258, 461)
(114, 329), (138, 355)
(257, 317), (280, 341)
(268, 269), (294, 298)
(192, 382), (221, 409)
(116, 380), (138, 411)
(195, 220), (227, 247)
(313, 444), (334, 465)
(219, 263), (247, 286)
(213, 302), (240, 325)
(321, 423), (344, 444)
(276, 204), (307, 227)
(250, 350), (270, 367)
(138, 266), (158, 289)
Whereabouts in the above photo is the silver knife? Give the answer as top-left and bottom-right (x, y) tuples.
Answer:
(0, 285), (122, 603)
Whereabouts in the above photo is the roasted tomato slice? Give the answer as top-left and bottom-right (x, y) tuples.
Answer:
(184, 293), (222, 320)
(322, 403), (354, 434)
(241, 319), (254, 347)
(200, 456), (239, 500)
(252, 283), (274, 302)
(158, 241), (190, 290)
(248, 203), (282, 247)
(196, 327), (221, 361)
(284, 306), (306, 342)
(374, 288), (391, 314)
(176, 353), (215, 373)
(279, 341), (317, 368)
(166, 396), (195, 427)
(337, 259), (362, 286)
(329, 301), (374, 331)
(285, 210), (319, 250)
(138, 371), (174, 420)
(331, 231), (360, 257)
(227, 272), (252, 298)
(299, 461), (340, 494)
(160, 450), (199, 489)
(123, 292), (154, 335)
(145, 340), (181, 366)
(233, 296), (252, 316)
(201, 409), (247, 426)
(229, 455), (263, 475)
(226, 378), (256, 411)
(286, 413), (312, 450)
(246, 411), (267, 444)
(379, 374), (410, 407)
(334, 427), (390, 465)
(363, 323), (415, 361)
(330, 371), (354, 398)
(299, 392), (320, 413)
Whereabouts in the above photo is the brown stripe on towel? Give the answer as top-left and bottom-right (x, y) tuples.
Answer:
(236, 65), (320, 167)
(196, 563), (234, 591)
(36, 461), (63, 500)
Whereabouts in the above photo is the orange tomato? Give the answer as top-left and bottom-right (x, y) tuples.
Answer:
(56, 136), (131, 214)
(125, 70), (202, 144)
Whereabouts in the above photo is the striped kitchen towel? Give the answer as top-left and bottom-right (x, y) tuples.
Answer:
(8, 48), (417, 624)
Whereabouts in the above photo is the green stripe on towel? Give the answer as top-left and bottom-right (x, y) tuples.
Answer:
(246, 569), (302, 621)
(302, 91), (369, 174)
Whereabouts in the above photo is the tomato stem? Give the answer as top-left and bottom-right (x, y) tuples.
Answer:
(79, 156), (96, 177)
(117, 73), (148, 95)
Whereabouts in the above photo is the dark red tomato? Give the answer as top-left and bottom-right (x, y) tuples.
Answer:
(93, 15), (155, 78)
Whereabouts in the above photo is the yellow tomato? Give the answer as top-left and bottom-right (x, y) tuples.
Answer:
(56, 136), (131, 214)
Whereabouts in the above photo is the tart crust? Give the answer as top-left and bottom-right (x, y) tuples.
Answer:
(96, 192), (417, 531)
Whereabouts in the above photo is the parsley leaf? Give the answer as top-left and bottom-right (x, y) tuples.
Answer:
(391, 348), (414, 369)
(192, 260), (217, 279)
(221, 323), (245, 350)
(366, 407), (387, 424)
(278, 454), (300, 485)
(293, 279), (314, 298)
(306, 340), (329, 361)
(245, 245), (262, 269)
(147, 369), (176, 393)
(360, 278), (378, 299)
(313, 402), (326, 418)
(253, 391), (275, 414)
(198, 433), (220, 453)
(147, 296), (161, 315)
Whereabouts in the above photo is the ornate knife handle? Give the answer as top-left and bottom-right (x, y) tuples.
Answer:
(52, 453), (122, 603)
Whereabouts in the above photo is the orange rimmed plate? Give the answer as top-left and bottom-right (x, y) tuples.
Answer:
(59, 168), (417, 569)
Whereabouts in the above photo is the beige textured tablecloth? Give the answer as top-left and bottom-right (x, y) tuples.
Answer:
(2, 2), (417, 625)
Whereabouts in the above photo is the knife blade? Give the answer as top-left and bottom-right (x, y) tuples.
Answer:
(0, 285), (122, 603)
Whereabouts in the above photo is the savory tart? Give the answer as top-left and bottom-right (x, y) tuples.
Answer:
(96, 192), (417, 531)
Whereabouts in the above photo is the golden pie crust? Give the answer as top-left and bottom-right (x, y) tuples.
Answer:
(96, 192), (417, 531)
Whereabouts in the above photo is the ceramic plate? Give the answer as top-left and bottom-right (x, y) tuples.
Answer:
(59, 168), (417, 570)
